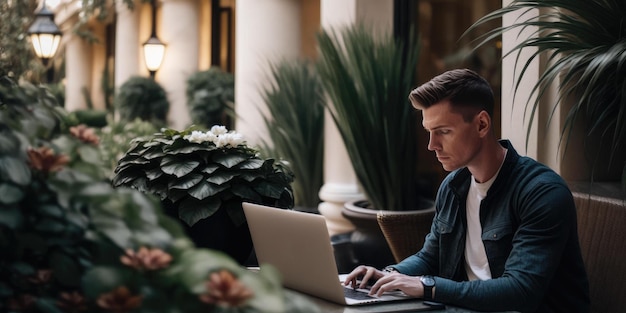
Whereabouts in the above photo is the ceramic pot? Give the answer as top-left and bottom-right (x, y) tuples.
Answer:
(341, 200), (395, 269)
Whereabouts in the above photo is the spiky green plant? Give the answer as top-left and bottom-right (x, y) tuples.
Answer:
(466, 0), (626, 183)
(260, 60), (324, 208)
(316, 25), (426, 211)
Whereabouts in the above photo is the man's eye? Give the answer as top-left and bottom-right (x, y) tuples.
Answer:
(437, 129), (450, 135)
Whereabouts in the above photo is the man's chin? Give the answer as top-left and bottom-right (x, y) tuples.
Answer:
(440, 163), (459, 172)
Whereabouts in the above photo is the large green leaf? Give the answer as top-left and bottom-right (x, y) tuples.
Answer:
(205, 171), (237, 185)
(164, 141), (215, 154)
(160, 158), (200, 177)
(141, 148), (166, 160)
(78, 145), (102, 164)
(236, 158), (265, 170)
(0, 129), (19, 154)
(111, 172), (139, 186)
(188, 180), (226, 200)
(123, 156), (151, 165)
(145, 167), (164, 180)
(34, 217), (67, 234)
(230, 184), (262, 202)
(152, 138), (174, 145)
(167, 188), (189, 202)
(0, 156), (31, 186)
(178, 197), (221, 226)
(91, 216), (133, 248)
(239, 172), (264, 182)
(201, 164), (220, 174)
(212, 152), (248, 168)
(0, 183), (23, 204)
(169, 173), (203, 189)
(82, 266), (132, 299)
(37, 204), (64, 219)
(0, 205), (22, 228)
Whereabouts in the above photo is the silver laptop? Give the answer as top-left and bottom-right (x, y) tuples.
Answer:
(242, 202), (414, 306)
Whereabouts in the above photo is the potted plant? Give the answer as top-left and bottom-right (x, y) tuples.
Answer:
(0, 79), (318, 313)
(466, 0), (626, 186)
(316, 25), (434, 268)
(115, 75), (170, 126)
(186, 67), (235, 130)
(111, 125), (295, 264)
(260, 59), (325, 211)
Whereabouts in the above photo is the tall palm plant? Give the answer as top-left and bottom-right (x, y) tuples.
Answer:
(316, 25), (425, 211)
(260, 60), (325, 208)
(466, 0), (626, 183)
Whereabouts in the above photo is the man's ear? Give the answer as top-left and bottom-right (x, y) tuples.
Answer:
(477, 110), (491, 137)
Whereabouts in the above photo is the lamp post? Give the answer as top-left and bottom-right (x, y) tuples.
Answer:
(28, 0), (62, 68)
(143, 0), (165, 79)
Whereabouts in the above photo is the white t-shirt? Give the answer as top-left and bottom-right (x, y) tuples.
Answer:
(465, 150), (507, 281)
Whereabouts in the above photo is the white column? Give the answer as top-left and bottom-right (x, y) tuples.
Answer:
(114, 0), (142, 90)
(160, 0), (197, 129)
(63, 18), (91, 112)
(318, 0), (393, 236)
(500, 1), (563, 170)
(234, 0), (301, 146)
(89, 25), (107, 111)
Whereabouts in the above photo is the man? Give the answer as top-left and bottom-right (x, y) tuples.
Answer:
(344, 69), (589, 313)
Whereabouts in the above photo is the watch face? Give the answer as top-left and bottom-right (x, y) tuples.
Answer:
(421, 276), (435, 286)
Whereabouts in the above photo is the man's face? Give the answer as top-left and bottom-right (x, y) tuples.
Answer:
(421, 100), (483, 172)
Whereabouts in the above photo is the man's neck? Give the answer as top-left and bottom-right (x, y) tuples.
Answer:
(468, 140), (507, 183)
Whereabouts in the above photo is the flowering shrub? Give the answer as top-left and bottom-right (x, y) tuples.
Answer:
(112, 125), (294, 227)
(0, 81), (318, 313)
(97, 118), (158, 177)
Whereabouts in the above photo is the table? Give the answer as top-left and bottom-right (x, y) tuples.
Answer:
(284, 288), (486, 313)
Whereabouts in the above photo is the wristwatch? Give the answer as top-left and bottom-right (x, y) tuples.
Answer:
(420, 275), (435, 301)
(382, 266), (398, 273)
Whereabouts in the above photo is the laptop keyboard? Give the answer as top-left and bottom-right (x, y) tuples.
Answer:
(344, 287), (374, 300)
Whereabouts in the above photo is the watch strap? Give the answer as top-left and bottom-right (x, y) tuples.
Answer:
(421, 275), (434, 301)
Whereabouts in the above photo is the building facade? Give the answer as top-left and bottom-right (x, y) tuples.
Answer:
(47, 0), (590, 234)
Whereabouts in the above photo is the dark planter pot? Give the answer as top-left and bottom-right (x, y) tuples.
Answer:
(342, 200), (395, 269)
(342, 199), (434, 269)
(162, 199), (256, 266)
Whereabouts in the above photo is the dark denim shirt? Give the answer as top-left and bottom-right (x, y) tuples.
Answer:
(394, 140), (589, 313)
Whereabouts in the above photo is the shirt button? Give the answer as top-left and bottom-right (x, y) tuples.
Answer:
(493, 234), (498, 238)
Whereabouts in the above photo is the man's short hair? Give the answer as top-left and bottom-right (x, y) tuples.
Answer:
(409, 69), (494, 122)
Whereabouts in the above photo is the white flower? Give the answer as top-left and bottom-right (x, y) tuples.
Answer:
(210, 125), (228, 135)
(218, 132), (244, 148)
(185, 130), (211, 144)
(183, 126), (244, 147)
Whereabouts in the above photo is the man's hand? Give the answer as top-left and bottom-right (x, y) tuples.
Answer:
(343, 266), (425, 297)
(343, 265), (385, 290)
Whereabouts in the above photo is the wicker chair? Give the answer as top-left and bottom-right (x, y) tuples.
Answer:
(376, 207), (436, 263)
(572, 185), (626, 313)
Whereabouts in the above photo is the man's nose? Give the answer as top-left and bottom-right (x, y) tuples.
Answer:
(427, 133), (438, 151)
